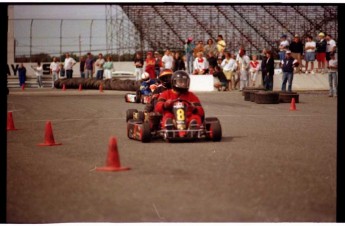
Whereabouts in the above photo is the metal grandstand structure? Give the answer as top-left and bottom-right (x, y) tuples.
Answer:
(106, 4), (337, 57)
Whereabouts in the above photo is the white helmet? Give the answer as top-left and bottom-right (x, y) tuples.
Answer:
(141, 72), (150, 81)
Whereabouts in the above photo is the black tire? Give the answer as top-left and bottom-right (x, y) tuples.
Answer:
(210, 121), (222, 142)
(279, 92), (299, 103)
(250, 90), (259, 102)
(242, 86), (266, 96)
(135, 90), (141, 103)
(126, 109), (138, 122)
(137, 111), (145, 121)
(127, 121), (134, 139)
(243, 90), (252, 101)
(141, 122), (151, 143)
(254, 91), (280, 104)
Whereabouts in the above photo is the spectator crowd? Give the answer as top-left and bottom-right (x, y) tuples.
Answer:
(18, 32), (337, 97)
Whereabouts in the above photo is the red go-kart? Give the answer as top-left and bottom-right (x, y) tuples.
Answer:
(126, 98), (222, 143)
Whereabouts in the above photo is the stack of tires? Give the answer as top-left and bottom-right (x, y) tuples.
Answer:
(54, 78), (141, 91)
(243, 87), (299, 104)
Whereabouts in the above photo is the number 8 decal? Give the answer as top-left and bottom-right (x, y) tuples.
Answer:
(176, 109), (185, 121)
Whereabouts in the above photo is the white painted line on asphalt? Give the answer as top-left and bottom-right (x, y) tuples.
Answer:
(152, 203), (165, 220)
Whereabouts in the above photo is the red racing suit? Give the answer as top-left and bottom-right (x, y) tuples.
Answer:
(155, 89), (205, 128)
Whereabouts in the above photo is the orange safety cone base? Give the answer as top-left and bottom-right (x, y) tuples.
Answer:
(96, 166), (131, 172)
(37, 121), (62, 146)
(37, 142), (62, 146)
(96, 136), (130, 172)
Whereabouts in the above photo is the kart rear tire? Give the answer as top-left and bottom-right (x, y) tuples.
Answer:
(126, 109), (138, 122)
(210, 121), (222, 142)
(141, 122), (151, 143)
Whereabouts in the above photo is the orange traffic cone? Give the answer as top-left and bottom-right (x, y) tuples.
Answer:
(21, 84), (25, 91)
(62, 84), (66, 91)
(96, 137), (130, 172)
(37, 121), (62, 146)
(7, 112), (18, 131)
(290, 98), (297, 111)
(99, 84), (103, 93)
(78, 84), (82, 91)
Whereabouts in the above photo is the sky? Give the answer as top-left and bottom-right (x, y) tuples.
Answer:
(13, 5), (110, 57)
(11, 2), (341, 57)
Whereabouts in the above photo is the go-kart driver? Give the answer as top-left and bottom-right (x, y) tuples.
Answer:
(144, 69), (173, 112)
(139, 72), (156, 95)
(155, 70), (205, 129)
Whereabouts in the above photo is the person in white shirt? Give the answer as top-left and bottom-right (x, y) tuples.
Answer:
(304, 35), (316, 74)
(221, 52), (237, 90)
(278, 34), (289, 61)
(193, 52), (209, 75)
(327, 53), (337, 97)
(94, 53), (105, 80)
(50, 57), (60, 88)
(236, 48), (250, 91)
(161, 49), (174, 70)
(325, 34), (336, 69)
(64, 52), (76, 79)
(31, 61), (43, 88)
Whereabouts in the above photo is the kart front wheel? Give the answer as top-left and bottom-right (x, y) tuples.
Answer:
(126, 109), (138, 122)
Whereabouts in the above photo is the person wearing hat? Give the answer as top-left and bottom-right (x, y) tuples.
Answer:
(316, 32), (327, 74)
(278, 34), (289, 61)
(280, 50), (299, 92)
(184, 37), (195, 74)
(289, 34), (303, 73)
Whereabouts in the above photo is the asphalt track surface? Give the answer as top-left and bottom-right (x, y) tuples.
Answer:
(7, 88), (337, 223)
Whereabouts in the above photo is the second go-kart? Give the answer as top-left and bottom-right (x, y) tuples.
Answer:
(124, 91), (152, 104)
(126, 98), (222, 143)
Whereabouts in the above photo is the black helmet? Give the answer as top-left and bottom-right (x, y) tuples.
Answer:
(159, 69), (173, 88)
(171, 70), (190, 93)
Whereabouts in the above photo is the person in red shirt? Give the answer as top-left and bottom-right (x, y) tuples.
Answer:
(145, 52), (156, 80)
(155, 70), (205, 130)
